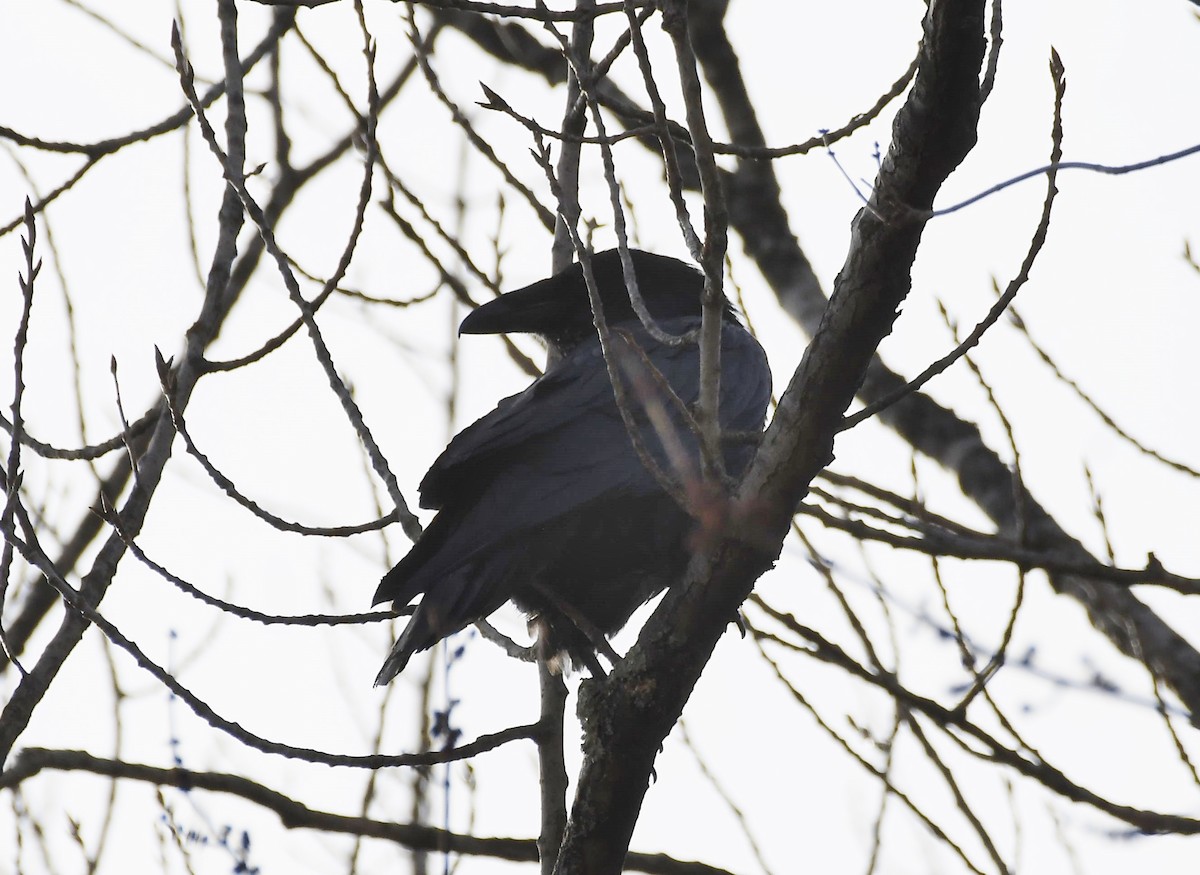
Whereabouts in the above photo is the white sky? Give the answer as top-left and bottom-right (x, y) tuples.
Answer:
(2, 1), (1199, 874)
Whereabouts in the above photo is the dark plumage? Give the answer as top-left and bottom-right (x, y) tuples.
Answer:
(373, 249), (771, 685)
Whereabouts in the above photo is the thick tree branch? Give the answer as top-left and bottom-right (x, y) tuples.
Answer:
(684, 1), (1200, 724)
(0, 748), (738, 875)
(553, 2), (987, 871)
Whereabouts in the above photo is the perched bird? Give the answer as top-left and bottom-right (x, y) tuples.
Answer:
(372, 249), (771, 685)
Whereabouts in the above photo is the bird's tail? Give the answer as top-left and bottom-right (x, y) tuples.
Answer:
(374, 558), (506, 686)
(374, 626), (421, 686)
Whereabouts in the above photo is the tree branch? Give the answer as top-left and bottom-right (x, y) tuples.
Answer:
(554, 2), (988, 871)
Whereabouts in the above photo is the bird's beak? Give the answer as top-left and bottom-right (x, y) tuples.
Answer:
(459, 275), (577, 337)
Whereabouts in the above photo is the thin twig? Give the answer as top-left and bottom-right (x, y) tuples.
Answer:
(844, 49), (1067, 431)
(172, 23), (423, 544)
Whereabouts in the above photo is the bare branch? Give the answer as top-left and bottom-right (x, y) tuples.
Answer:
(555, 3), (991, 869)
(172, 20), (423, 545)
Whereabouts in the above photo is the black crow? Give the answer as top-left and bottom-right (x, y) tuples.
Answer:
(372, 249), (771, 685)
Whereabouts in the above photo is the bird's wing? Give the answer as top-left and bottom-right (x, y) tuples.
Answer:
(417, 338), (626, 511)
(422, 317), (769, 510)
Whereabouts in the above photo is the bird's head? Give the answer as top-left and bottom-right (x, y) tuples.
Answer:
(459, 249), (736, 355)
